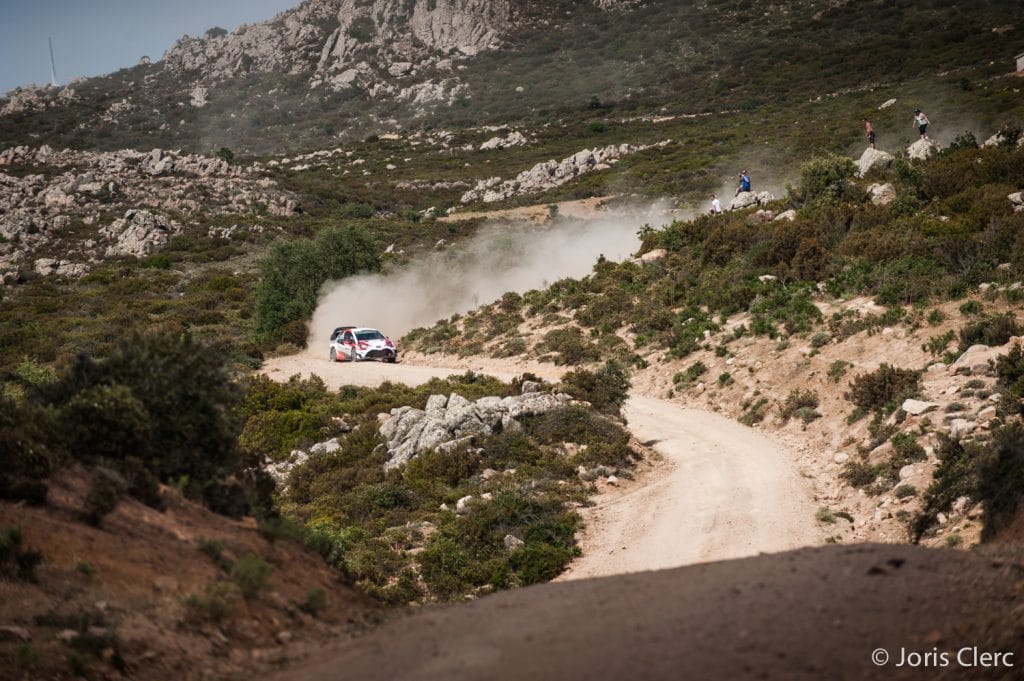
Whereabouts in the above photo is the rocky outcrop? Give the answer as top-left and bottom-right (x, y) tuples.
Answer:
(479, 130), (529, 150)
(907, 138), (939, 160)
(1009, 192), (1023, 213)
(856, 147), (894, 177)
(867, 182), (896, 206)
(729, 191), (774, 211)
(100, 210), (182, 257)
(380, 389), (577, 470)
(0, 145), (296, 282)
(460, 140), (670, 204)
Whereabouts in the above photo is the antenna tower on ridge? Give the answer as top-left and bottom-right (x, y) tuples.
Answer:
(48, 37), (59, 87)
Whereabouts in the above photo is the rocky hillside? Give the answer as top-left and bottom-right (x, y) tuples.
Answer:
(0, 145), (297, 282)
(402, 138), (1024, 549)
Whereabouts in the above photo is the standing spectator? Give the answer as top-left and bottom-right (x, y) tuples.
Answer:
(913, 109), (930, 139)
(710, 194), (722, 214)
(862, 118), (876, 149)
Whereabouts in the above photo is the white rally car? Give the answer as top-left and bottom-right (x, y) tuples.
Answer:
(329, 326), (398, 363)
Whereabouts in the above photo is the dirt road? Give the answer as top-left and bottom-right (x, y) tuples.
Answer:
(262, 355), (821, 575)
(562, 396), (821, 578)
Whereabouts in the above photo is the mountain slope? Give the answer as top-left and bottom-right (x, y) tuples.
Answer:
(1, 0), (1021, 155)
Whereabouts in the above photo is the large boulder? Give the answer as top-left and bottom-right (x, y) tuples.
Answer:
(729, 190), (774, 211)
(907, 138), (939, 161)
(380, 391), (575, 470)
(856, 148), (894, 177)
(1009, 192), (1023, 213)
(867, 182), (897, 206)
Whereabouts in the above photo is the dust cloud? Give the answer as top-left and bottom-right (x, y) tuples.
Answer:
(308, 202), (674, 343)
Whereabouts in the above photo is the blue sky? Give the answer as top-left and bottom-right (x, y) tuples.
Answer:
(0, 0), (300, 93)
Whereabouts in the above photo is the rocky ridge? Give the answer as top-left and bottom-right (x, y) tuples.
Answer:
(0, 145), (297, 282)
(379, 383), (576, 470)
(459, 140), (671, 204)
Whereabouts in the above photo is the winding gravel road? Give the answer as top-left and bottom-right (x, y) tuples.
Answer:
(262, 353), (821, 574)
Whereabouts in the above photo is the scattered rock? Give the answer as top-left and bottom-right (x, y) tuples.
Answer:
(729, 191), (774, 211)
(833, 452), (850, 464)
(902, 399), (939, 416)
(0, 626), (31, 642)
(773, 209), (797, 222)
(503, 534), (525, 550)
(949, 419), (976, 441)
(455, 495), (474, 514)
(878, 98), (897, 109)
(856, 147), (894, 177)
(867, 182), (896, 206)
(1009, 192), (1024, 213)
(907, 138), (939, 161)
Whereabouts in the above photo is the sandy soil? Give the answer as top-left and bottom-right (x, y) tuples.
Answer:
(561, 396), (821, 580)
(270, 543), (1023, 681)
(261, 350), (564, 390)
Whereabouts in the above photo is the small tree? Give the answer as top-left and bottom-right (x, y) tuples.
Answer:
(253, 226), (380, 343)
(205, 27), (228, 39)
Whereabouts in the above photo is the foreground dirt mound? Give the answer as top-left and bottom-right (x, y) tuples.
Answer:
(0, 469), (375, 680)
(272, 543), (1022, 681)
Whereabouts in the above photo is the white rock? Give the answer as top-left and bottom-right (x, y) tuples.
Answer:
(773, 209), (797, 222)
(833, 452), (850, 464)
(867, 182), (896, 206)
(503, 534), (525, 550)
(878, 98), (897, 109)
(455, 495), (474, 514)
(856, 148), (894, 177)
(907, 138), (939, 161)
(902, 399), (938, 415)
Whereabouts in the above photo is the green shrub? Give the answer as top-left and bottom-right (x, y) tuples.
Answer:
(923, 330), (955, 356)
(197, 537), (231, 572)
(959, 300), (983, 316)
(894, 484), (917, 499)
(739, 398), (769, 426)
(508, 543), (574, 585)
(673, 361), (707, 386)
(185, 581), (239, 622)
(0, 526), (43, 582)
(815, 508), (836, 524)
(779, 389), (820, 423)
(840, 460), (886, 489)
(845, 364), (921, 413)
(298, 587), (329, 617)
(59, 383), (151, 462)
(810, 332), (831, 349)
(995, 343), (1024, 416)
(827, 360), (852, 383)
(958, 314), (1021, 352)
(253, 226), (380, 343)
(83, 467), (127, 526)
(889, 432), (926, 473)
(0, 396), (57, 504)
(559, 361), (631, 415)
(45, 329), (269, 517)
(230, 553), (272, 598)
(538, 327), (601, 365)
(792, 153), (857, 206)
(717, 372), (733, 387)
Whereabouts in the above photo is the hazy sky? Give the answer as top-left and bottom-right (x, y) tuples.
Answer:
(0, 0), (301, 93)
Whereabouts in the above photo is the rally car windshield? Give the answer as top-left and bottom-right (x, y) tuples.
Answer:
(356, 330), (385, 341)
